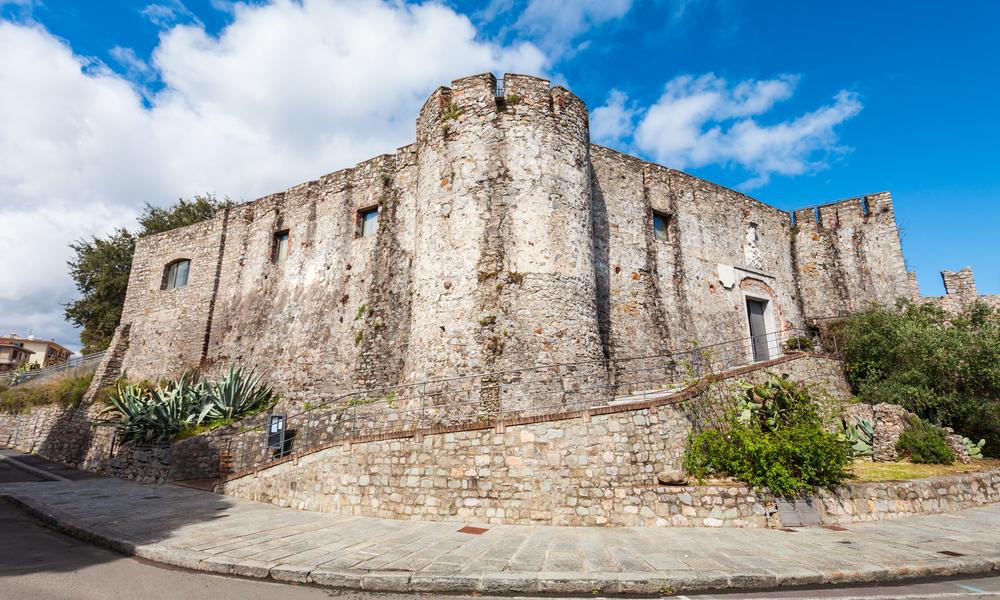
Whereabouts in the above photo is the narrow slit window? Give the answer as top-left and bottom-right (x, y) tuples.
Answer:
(163, 259), (190, 289)
(273, 230), (290, 262)
(652, 211), (671, 242)
(357, 207), (379, 238)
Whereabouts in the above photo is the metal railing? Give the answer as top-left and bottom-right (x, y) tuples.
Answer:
(5, 350), (106, 386)
(224, 327), (832, 475)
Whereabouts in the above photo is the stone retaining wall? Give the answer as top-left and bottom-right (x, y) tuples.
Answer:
(817, 469), (1000, 524)
(223, 409), (1000, 528)
(222, 354), (999, 528)
(5, 353), (998, 528)
(220, 355), (848, 527)
(0, 403), (226, 483)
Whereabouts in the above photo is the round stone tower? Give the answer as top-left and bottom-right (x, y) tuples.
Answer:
(406, 73), (607, 411)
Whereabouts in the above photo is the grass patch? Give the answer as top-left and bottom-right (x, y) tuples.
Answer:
(0, 373), (95, 412)
(849, 458), (1000, 481)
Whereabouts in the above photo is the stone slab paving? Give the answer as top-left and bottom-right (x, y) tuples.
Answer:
(1, 476), (999, 595)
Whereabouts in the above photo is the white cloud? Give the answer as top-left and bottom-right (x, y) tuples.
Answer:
(590, 89), (635, 146)
(109, 46), (155, 82)
(0, 0), (546, 351)
(141, 0), (203, 28)
(597, 73), (862, 189)
(511, 0), (634, 57)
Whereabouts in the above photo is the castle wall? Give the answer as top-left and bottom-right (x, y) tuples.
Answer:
(911, 267), (1000, 312)
(120, 217), (227, 379)
(204, 151), (419, 401)
(791, 192), (911, 319)
(114, 73), (610, 408)
(406, 74), (607, 411)
(591, 146), (804, 363)
(111, 72), (925, 410)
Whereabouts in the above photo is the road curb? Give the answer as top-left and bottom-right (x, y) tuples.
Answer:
(1, 491), (998, 595)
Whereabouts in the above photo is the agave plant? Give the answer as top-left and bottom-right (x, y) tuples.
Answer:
(198, 365), (275, 423)
(103, 366), (275, 443)
(102, 380), (195, 443)
(839, 417), (875, 457)
(963, 436), (986, 459)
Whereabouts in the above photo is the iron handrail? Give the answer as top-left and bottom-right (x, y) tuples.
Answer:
(5, 350), (106, 386)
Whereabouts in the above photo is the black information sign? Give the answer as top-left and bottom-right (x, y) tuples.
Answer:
(267, 414), (286, 451)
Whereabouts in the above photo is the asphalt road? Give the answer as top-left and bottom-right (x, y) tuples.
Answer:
(0, 459), (48, 483)
(1, 463), (998, 599)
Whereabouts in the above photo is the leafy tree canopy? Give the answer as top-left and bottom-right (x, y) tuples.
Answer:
(65, 195), (232, 354)
(839, 299), (1000, 457)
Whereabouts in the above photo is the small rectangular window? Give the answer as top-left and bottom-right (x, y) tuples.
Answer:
(273, 230), (290, 262)
(357, 207), (379, 238)
(652, 210), (671, 242)
(164, 259), (190, 289)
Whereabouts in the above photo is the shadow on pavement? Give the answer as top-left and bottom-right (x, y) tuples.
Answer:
(0, 448), (234, 580)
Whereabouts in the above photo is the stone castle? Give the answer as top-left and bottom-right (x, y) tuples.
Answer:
(105, 73), (995, 403)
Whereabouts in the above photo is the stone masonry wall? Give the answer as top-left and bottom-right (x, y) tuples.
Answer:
(222, 354), (999, 528)
(816, 469), (1000, 525)
(0, 402), (225, 483)
(590, 145), (804, 362)
(911, 267), (1000, 313)
(222, 356), (857, 527)
(792, 193), (912, 320)
(120, 216), (228, 379)
(105, 72), (920, 412)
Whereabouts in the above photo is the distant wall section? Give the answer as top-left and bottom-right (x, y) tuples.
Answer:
(791, 193), (911, 319)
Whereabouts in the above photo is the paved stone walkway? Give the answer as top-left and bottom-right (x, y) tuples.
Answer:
(2, 473), (999, 594)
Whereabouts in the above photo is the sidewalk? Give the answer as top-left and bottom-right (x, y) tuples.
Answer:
(1, 453), (999, 595)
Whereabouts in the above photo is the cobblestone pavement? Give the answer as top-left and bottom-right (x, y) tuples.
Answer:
(1, 467), (999, 595)
(4, 494), (1000, 600)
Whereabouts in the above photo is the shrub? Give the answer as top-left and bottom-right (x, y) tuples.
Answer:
(783, 336), (814, 353)
(896, 418), (954, 464)
(686, 422), (851, 497)
(840, 300), (1000, 457)
(684, 374), (852, 496)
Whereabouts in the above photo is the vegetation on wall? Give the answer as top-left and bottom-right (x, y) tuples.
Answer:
(839, 299), (1000, 457)
(101, 365), (275, 443)
(684, 374), (852, 497)
(0, 373), (96, 413)
(65, 195), (232, 354)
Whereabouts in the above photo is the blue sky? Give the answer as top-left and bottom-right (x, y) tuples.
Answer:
(0, 0), (997, 351)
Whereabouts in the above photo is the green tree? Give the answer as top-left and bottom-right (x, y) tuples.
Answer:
(65, 195), (231, 354)
(840, 299), (1000, 457)
(137, 197), (231, 234)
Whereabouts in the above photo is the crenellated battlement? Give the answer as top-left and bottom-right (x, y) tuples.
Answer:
(416, 72), (587, 143)
(791, 192), (895, 230)
(911, 267), (999, 312)
(790, 191), (909, 318)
